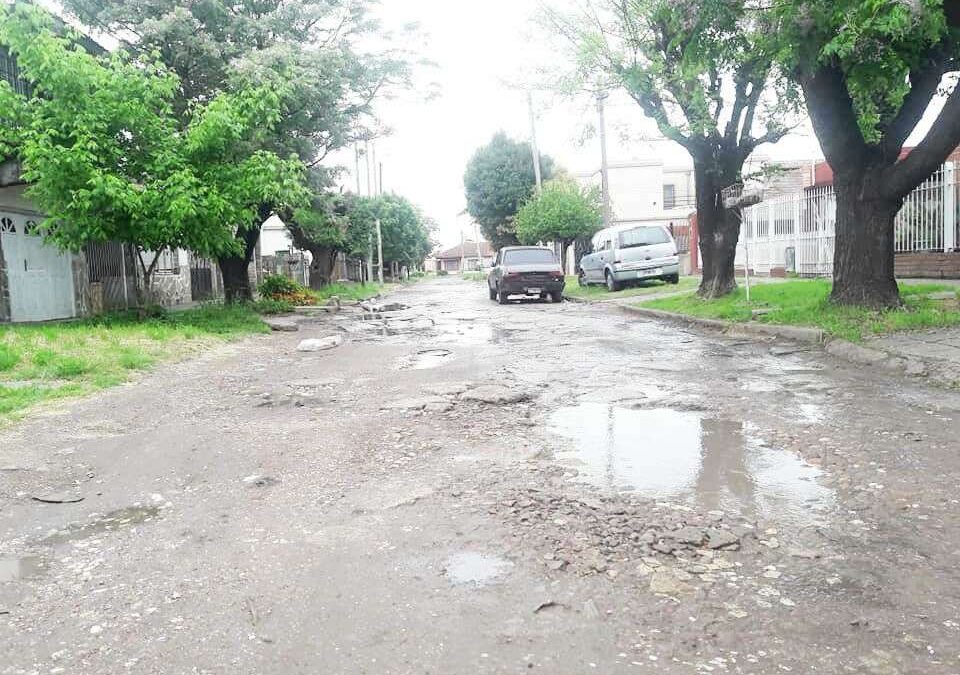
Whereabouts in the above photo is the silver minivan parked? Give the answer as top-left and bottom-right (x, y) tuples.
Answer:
(578, 223), (680, 291)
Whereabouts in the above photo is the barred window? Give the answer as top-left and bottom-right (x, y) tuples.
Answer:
(0, 47), (31, 97)
(154, 249), (181, 274)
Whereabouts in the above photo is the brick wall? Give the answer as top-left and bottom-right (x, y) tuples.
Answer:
(895, 252), (960, 279)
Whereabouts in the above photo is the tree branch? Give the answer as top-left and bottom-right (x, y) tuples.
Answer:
(798, 62), (868, 175)
(879, 56), (951, 161)
(885, 77), (960, 197)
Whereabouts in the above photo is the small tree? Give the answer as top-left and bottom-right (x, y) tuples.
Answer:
(464, 132), (555, 249)
(0, 5), (307, 302)
(286, 192), (374, 288)
(516, 178), (603, 268)
(376, 194), (434, 273)
(782, 1), (960, 308)
(548, 0), (795, 298)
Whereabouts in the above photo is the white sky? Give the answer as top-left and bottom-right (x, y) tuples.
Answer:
(333, 0), (828, 248)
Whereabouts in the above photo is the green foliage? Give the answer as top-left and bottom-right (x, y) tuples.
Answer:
(516, 178), (602, 247)
(565, 276), (698, 300)
(642, 280), (960, 342)
(464, 132), (555, 249)
(0, 5), (308, 267)
(249, 298), (296, 315)
(781, 0), (954, 141)
(258, 275), (302, 298)
(375, 194), (435, 268)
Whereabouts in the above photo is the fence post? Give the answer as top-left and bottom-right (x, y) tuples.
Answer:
(944, 162), (957, 252)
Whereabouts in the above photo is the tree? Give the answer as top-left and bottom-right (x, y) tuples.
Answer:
(286, 191), (374, 289)
(781, 1), (960, 308)
(464, 132), (555, 249)
(515, 177), (603, 267)
(0, 5), (307, 302)
(61, 0), (414, 301)
(375, 194), (434, 272)
(548, 0), (795, 298)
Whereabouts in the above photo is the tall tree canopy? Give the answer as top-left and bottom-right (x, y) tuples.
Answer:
(781, 0), (960, 308)
(549, 0), (795, 297)
(515, 177), (602, 267)
(61, 0), (414, 301)
(464, 132), (555, 250)
(376, 194), (434, 271)
(0, 5), (307, 300)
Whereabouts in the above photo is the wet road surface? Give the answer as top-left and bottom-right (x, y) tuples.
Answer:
(1, 276), (960, 674)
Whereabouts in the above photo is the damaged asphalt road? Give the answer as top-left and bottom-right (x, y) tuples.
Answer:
(2, 276), (960, 674)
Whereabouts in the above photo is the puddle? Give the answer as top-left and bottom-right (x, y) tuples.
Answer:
(42, 505), (162, 546)
(0, 556), (47, 582)
(399, 349), (454, 370)
(444, 552), (513, 586)
(550, 404), (832, 525)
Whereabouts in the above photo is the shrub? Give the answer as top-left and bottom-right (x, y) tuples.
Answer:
(0, 345), (20, 372)
(250, 298), (295, 315)
(258, 274), (301, 298)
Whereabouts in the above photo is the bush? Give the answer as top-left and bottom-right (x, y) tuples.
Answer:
(249, 298), (295, 315)
(437, 269), (449, 276)
(258, 274), (300, 297)
(257, 274), (318, 306)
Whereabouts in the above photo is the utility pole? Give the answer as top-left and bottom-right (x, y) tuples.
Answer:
(376, 218), (384, 284)
(527, 90), (543, 191)
(364, 140), (372, 197)
(597, 93), (613, 229)
(354, 143), (361, 195)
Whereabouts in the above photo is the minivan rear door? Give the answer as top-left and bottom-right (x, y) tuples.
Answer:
(615, 226), (675, 278)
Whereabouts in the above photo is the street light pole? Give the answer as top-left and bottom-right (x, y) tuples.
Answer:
(597, 93), (612, 229)
(527, 90), (543, 192)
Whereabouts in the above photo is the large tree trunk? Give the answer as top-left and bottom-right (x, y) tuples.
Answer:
(830, 175), (902, 308)
(218, 225), (261, 304)
(307, 248), (337, 289)
(694, 164), (739, 299)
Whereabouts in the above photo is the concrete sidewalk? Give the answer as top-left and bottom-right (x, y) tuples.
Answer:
(867, 327), (960, 376)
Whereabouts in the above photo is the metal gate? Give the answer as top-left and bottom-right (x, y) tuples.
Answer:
(1, 210), (76, 322)
(190, 254), (216, 301)
(86, 241), (136, 310)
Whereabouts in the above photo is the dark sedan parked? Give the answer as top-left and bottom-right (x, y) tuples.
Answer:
(487, 246), (565, 304)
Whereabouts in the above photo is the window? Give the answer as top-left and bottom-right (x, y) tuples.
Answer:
(618, 226), (671, 249)
(503, 249), (556, 265)
(153, 249), (181, 275)
(0, 47), (31, 97)
(663, 184), (677, 210)
(0, 217), (14, 234)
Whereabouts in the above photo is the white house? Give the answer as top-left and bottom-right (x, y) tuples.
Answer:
(576, 160), (696, 229)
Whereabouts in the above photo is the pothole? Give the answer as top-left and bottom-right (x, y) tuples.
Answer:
(399, 349), (454, 370)
(549, 403), (833, 525)
(444, 552), (513, 587)
(42, 505), (163, 546)
(0, 556), (48, 582)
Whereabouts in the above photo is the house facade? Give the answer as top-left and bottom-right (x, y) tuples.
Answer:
(436, 241), (495, 273)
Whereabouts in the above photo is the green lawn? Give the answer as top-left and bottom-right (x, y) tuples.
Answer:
(253, 281), (394, 314)
(0, 304), (268, 423)
(640, 279), (960, 342)
(564, 275), (699, 300)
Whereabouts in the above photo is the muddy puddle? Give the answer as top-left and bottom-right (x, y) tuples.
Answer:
(0, 556), (47, 582)
(444, 552), (513, 587)
(549, 403), (832, 525)
(398, 349), (454, 370)
(42, 505), (162, 546)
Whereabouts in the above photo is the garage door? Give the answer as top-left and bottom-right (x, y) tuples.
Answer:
(1, 211), (76, 322)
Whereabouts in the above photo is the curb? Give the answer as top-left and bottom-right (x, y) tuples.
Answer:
(619, 305), (826, 344)
(615, 305), (958, 389)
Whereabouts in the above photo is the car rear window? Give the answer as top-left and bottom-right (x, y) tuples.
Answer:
(618, 226), (670, 248)
(503, 249), (556, 265)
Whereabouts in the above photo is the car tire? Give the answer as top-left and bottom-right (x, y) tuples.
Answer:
(605, 270), (620, 292)
(497, 287), (508, 305)
(488, 284), (497, 300)
(550, 291), (563, 303)
(578, 270), (587, 287)
(666, 274), (680, 285)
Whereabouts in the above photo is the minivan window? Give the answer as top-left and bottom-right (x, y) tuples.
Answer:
(619, 226), (670, 249)
(503, 249), (556, 265)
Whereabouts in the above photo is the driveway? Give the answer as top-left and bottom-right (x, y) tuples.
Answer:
(1, 276), (959, 674)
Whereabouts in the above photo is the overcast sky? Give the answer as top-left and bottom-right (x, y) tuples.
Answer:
(332, 0), (832, 249)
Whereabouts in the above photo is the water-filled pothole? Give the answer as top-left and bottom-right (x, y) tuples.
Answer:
(444, 552), (513, 587)
(0, 556), (47, 582)
(550, 404), (832, 524)
(400, 349), (454, 370)
(42, 505), (162, 546)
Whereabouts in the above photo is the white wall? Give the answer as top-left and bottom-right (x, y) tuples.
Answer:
(260, 215), (293, 256)
(578, 162), (696, 227)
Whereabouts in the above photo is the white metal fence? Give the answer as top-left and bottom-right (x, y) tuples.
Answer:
(736, 162), (959, 277)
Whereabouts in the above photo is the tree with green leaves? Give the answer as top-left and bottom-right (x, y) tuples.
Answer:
(548, 0), (795, 298)
(781, 1), (960, 308)
(516, 178), (603, 267)
(464, 132), (555, 250)
(60, 0), (414, 301)
(0, 4), (307, 302)
(286, 191), (374, 289)
(376, 194), (434, 272)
